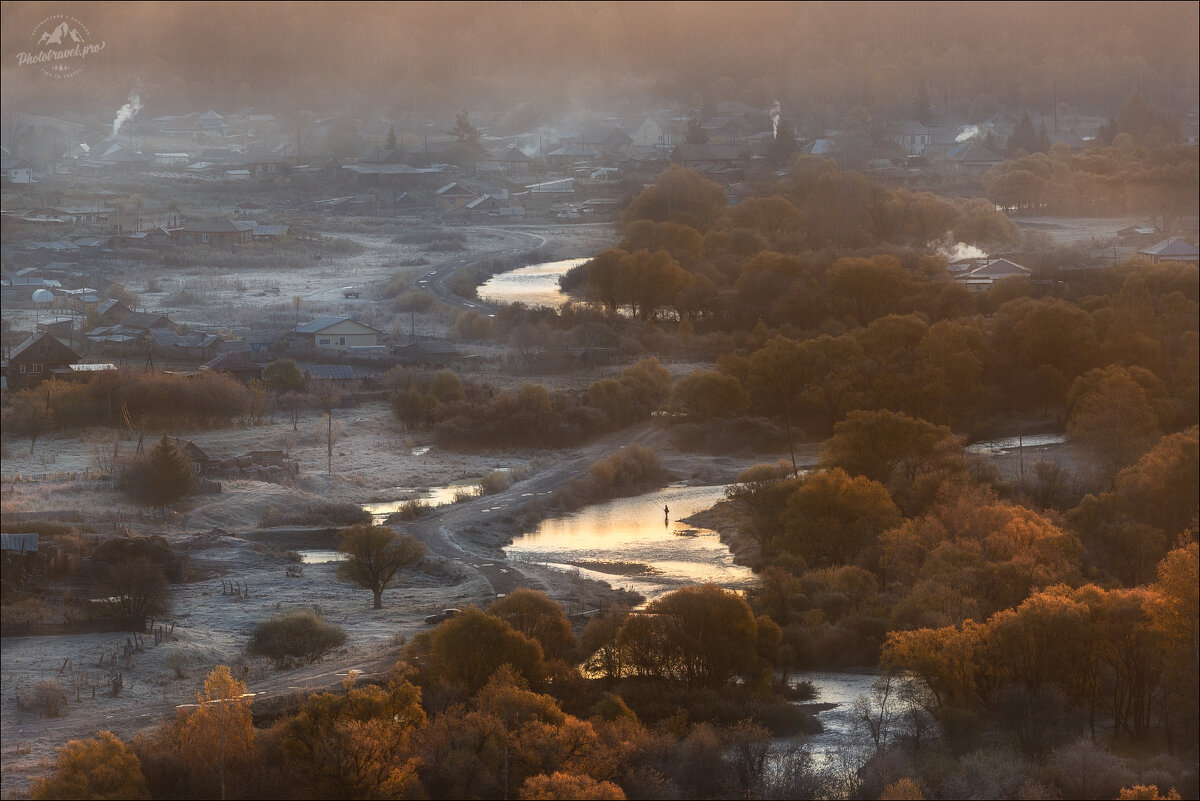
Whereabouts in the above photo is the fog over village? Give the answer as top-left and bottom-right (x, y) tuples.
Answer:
(1, 3), (1198, 799)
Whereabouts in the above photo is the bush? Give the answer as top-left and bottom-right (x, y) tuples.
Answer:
(32, 679), (68, 718)
(30, 730), (150, 800)
(246, 610), (348, 666)
(259, 501), (370, 528)
(165, 651), (190, 679)
(479, 470), (512, 495)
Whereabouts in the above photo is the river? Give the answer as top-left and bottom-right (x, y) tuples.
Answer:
(477, 258), (586, 308)
(505, 484), (756, 602)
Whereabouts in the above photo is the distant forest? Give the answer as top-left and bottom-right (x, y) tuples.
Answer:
(2, 2), (1196, 121)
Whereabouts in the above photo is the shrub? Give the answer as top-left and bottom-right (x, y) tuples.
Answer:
(32, 679), (68, 718)
(165, 651), (190, 679)
(30, 731), (149, 800)
(259, 501), (370, 528)
(246, 611), (348, 666)
(479, 470), (512, 495)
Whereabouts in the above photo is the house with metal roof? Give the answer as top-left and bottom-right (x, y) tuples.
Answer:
(174, 217), (255, 246)
(952, 257), (1032, 291)
(1137, 238), (1200, 264)
(200, 352), (263, 383)
(3, 332), (80, 390)
(289, 317), (381, 352)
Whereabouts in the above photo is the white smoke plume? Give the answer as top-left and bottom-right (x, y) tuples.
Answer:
(956, 124), (983, 143)
(112, 92), (142, 137)
(935, 238), (988, 260)
(770, 100), (781, 140)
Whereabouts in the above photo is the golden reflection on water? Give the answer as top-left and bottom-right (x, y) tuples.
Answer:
(508, 485), (756, 600)
(477, 259), (587, 308)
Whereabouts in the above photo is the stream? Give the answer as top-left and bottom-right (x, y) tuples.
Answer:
(477, 258), (585, 308)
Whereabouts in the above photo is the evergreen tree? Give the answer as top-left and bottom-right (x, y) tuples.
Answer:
(386, 123), (397, 151)
(1036, 121), (1051, 153)
(449, 111), (480, 144)
(126, 435), (194, 506)
(769, 117), (798, 166)
(914, 80), (932, 124)
(1007, 112), (1038, 156)
(685, 116), (709, 144)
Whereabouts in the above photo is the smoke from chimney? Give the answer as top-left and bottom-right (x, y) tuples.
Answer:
(112, 92), (143, 138)
(956, 124), (983, 143)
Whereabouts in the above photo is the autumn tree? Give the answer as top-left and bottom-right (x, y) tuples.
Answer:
(621, 165), (728, 232)
(335, 525), (427, 609)
(521, 772), (626, 800)
(175, 666), (256, 801)
(617, 584), (760, 687)
(581, 610), (628, 682)
(489, 589), (579, 661)
(30, 731), (150, 800)
(277, 678), (425, 799)
(1148, 542), (1200, 744)
(1067, 365), (1168, 477)
(819, 409), (963, 510)
(782, 468), (901, 568)
(7, 388), (54, 454)
(746, 336), (809, 474)
(826, 255), (918, 325)
(667, 369), (750, 421)
(410, 607), (546, 694)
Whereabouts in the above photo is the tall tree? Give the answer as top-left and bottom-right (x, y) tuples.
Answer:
(685, 116), (709, 144)
(914, 80), (932, 124)
(336, 525), (427, 609)
(386, 123), (397, 151)
(450, 111), (481, 144)
(176, 666), (256, 801)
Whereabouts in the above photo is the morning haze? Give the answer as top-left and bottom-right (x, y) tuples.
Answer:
(2, 2), (1197, 799)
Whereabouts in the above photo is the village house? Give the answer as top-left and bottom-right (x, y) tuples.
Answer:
(952, 257), (1033, 291)
(498, 147), (532, 177)
(174, 217), (255, 246)
(30, 206), (109, 225)
(288, 317), (381, 352)
(2, 332), (80, 390)
(2, 157), (33, 185)
(940, 141), (1004, 175)
(199, 352), (263, 383)
(150, 330), (224, 361)
(890, 121), (932, 155)
(433, 182), (480, 211)
(1137, 238), (1200, 264)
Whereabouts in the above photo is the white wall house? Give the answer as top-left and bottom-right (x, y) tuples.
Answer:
(293, 317), (381, 351)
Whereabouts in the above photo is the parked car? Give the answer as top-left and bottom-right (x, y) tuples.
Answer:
(424, 608), (462, 625)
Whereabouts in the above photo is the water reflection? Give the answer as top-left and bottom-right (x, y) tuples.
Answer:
(298, 550), (348, 564)
(477, 258), (587, 308)
(362, 482), (477, 523)
(964, 433), (1065, 454)
(506, 485), (755, 601)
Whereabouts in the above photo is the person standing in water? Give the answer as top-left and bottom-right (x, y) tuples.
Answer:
(664, 504), (670, 525)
